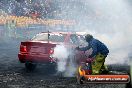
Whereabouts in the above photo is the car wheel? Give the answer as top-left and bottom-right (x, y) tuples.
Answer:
(25, 62), (37, 71)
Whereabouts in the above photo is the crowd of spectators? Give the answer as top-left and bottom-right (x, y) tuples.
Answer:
(0, 0), (60, 19)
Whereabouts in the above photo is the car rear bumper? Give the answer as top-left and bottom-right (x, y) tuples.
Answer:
(18, 53), (56, 63)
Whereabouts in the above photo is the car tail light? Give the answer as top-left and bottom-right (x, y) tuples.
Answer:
(49, 48), (54, 54)
(20, 45), (27, 52)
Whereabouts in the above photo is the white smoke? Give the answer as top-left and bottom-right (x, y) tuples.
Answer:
(81, 0), (132, 65)
(63, 58), (77, 77)
(51, 0), (132, 76)
(52, 44), (69, 72)
(52, 44), (77, 77)
(56, 0), (132, 65)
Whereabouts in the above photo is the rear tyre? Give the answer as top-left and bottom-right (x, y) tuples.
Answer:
(25, 62), (37, 71)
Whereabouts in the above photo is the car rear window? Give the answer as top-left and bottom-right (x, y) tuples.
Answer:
(32, 33), (65, 42)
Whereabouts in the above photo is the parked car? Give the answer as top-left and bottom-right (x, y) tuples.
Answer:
(18, 32), (86, 71)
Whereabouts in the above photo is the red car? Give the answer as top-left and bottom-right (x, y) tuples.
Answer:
(18, 32), (85, 71)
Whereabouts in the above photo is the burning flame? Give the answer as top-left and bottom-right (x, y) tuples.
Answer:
(78, 66), (85, 76)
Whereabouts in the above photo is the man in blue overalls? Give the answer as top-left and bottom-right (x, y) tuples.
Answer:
(76, 34), (109, 74)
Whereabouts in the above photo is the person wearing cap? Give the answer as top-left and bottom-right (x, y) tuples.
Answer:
(76, 34), (109, 74)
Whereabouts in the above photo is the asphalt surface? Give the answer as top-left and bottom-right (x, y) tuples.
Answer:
(0, 40), (129, 88)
